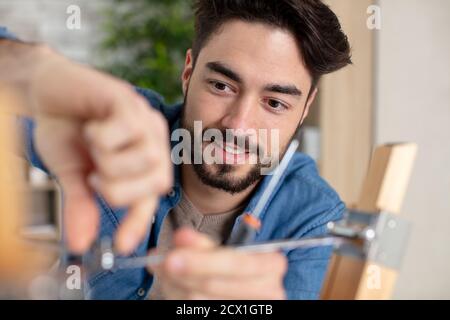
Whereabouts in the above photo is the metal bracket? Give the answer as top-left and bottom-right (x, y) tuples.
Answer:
(327, 210), (411, 270)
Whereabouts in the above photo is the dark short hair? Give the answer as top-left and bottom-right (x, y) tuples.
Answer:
(192, 0), (352, 88)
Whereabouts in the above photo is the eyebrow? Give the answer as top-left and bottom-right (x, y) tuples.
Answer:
(206, 61), (302, 97)
(264, 84), (302, 97)
(206, 61), (243, 83)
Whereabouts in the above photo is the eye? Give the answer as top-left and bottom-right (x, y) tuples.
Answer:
(265, 99), (288, 112)
(208, 80), (234, 94)
(214, 82), (227, 91)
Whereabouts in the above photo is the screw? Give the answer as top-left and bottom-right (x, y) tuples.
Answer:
(388, 219), (397, 229)
(364, 228), (376, 240)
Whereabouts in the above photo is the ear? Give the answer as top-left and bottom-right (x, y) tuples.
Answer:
(300, 87), (318, 124)
(181, 49), (194, 96)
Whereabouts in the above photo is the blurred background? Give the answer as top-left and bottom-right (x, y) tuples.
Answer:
(0, 0), (449, 299)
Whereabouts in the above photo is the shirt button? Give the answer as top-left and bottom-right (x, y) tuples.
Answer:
(167, 188), (176, 198)
(137, 288), (146, 297)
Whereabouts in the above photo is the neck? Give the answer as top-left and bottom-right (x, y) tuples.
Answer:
(181, 164), (259, 215)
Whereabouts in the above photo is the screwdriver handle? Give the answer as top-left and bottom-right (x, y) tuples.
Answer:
(226, 213), (261, 245)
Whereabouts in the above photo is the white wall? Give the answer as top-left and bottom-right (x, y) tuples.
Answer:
(0, 0), (109, 64)
(376, 0), (450, 299)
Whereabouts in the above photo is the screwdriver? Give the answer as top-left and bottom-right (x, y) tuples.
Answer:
(104, 235), (346, 271)
(226, 139), (300, 245)
(22, 232), (349, 271)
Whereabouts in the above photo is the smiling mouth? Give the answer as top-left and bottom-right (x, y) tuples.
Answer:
(210, 137), (250, 156)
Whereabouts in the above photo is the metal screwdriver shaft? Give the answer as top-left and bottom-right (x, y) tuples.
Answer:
(107, 235), (346, 271)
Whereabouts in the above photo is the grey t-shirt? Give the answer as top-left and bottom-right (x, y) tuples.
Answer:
(148, 191), (244, 299)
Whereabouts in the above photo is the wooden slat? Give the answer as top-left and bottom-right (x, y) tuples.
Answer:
(0, 88), (27, 279)
(358, 143), (418, 213)
(0, 87), (55, 293)
(321, 143), (418, 300)
(321, 255), (365, 299)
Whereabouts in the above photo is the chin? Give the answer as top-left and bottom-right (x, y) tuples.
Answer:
(193, 162), (262, 194)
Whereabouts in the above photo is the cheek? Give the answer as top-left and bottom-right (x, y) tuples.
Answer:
(262, 120), (299, 153)
(186, 83), (229, 125)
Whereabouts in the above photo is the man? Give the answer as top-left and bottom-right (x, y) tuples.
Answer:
(0, 0), (351, 299)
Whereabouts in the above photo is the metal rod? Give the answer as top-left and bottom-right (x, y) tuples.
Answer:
(110, 235), (346, 270)
(235, 236), (346, 253)
(251, 139), (299, 219)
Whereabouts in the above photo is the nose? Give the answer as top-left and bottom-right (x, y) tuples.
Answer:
(220, 95), (257, 132)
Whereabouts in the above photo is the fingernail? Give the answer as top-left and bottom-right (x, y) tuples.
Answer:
(116, 234), (137, 255)
(83, 126), (91, 143)
(168, 255), (185, 273)
(88, 173), (99, 189)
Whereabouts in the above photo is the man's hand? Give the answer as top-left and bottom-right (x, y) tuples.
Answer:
(2, 42), (173, 255)
(149, 228), (288, 300)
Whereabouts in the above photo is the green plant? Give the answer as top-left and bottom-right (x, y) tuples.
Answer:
(100, 0), (194, 104)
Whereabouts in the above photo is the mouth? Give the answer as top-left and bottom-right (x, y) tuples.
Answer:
(205, 137), (252, 165)
(212, 139), (248, 155)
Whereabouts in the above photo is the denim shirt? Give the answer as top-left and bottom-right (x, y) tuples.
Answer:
(2, 27), (346, 300)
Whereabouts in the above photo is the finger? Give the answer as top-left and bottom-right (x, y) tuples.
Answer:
(88, 141), (159, 180)
(172, 227), (218, 249)
(146, 229), (217, 275)
(83, 94), (160, 153)
(83, 113), (140, 153)
(114, 195), (158, 255)
(160, 274), (286, 300)
(153, 265), (213, 300)
(158, 277), (194, 300)
(59, 170), (99, 254)
(173, 274), (286, 300)
(88, 169), (169, 208)
(163, 249), (288, 279)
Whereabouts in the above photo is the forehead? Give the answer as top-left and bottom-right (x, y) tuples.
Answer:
(196, 20), (312, 89)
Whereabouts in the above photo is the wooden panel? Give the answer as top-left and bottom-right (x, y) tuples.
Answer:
(320, 0), (374, 204)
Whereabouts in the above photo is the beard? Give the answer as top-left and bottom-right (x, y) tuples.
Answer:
(191, 156), (262, 195)
(181, 119), (265, 195)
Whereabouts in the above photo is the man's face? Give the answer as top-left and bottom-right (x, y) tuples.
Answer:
(181, 20), (316, 194)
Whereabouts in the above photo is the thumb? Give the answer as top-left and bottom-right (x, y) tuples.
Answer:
(59, 170), (99, 254)
(172, 227), (218, 249)
(147, 228), (217, 274)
